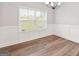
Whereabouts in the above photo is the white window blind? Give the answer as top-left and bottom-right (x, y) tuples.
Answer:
(19, 8), (47, 32)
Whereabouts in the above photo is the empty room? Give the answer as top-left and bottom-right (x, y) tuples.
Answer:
(0, 2), (79, 56)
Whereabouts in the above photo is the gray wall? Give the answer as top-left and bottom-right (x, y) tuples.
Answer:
(0, 2), (54, 26)
(54, 2), (79, 43)
(55, 2), (79, 25)
(0, 3), (2, 26)
(0, 2), (54, 48)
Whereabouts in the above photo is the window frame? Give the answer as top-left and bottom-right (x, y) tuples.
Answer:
(19, 7), (47, 32)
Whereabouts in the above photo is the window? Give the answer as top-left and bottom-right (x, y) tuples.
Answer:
(19, 8), (47, 32)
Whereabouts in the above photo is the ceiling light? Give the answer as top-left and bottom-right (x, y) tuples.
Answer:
(45, 2), (62, 10)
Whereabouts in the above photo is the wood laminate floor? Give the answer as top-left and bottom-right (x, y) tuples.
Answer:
(0, 35), (79, 56)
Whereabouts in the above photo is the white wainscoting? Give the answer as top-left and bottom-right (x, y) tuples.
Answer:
(0, 24), (53, 48)
(19, 24), (54, 43)
(53, 24), (79, 43)
(53, 24), (70, 39)
(70, 25), (79, 43)
(0, 24), (79, 48)
(0, 26), (18, 48)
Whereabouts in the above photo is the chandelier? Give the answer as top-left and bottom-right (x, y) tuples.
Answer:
(45, 2), (62, 9)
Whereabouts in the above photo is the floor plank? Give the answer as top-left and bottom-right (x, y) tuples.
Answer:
(0, 35), (79, 56)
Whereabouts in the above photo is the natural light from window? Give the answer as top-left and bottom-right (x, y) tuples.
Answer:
(19, 8), (47, 32)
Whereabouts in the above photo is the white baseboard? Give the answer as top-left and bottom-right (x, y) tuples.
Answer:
(0, 24), (53, 48)
(19, 24), (54, 43)
(0, 26), (18, 48)
(0, 24), (79, 48)
(53, 24), (79, 43)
